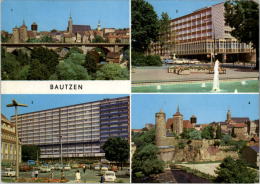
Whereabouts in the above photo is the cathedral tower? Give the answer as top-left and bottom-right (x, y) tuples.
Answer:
(173, 106), (183, 135)
(155, 109), (166, 146)
(68, 13), (73, 34)
(227, 109), (231, 122)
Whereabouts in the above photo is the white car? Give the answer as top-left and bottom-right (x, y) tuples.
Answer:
(63, 165), (71, 171)
(100, 166), (108, 175)
(3, 168), (16, 177)
(104, 171), (116, 182)
(94, 165), (101, 171)
(40, 166), (51, 172)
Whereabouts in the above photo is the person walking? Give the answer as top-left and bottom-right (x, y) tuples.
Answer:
(31, 170), (35, 178)
(100, 174), (105, 183)
(75, 170), (81, 183)
(34, 170), (39, 178)
(83, 165), (86, 174)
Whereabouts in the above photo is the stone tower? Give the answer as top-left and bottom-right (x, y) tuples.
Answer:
(227, 109), (231, 122)
(97, 20), (101, 31)
(68, 14), (73, 34)
(190, 115), (197, 127)
(31, 22), (38, 32)
(173, 106), (183, 135)
(155, 109), (166, 146)
(19, 20), (28, 42)
(12, 27), (20, 43)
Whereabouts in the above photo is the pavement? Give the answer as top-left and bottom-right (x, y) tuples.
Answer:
(176, 163), (221, 176)
(132, 66), (258, 85)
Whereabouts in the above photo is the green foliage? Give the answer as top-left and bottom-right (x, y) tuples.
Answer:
(216, 125), (222, 139)
(31, 47), (59, 78)
(1, 34), (9, 42)
(22, 145), (40, 161)
(180, 128), (202, 140)
(224, 0), (259, 68)
(178, 141), (186, 149)
(201, 126), (214, 139)
(27, 36), (54, 43)
(132, 51), (162, 66)
(96, 63), (129, 80)
(12, 49), (30, 66)
(220, 135), (247, 152)
(52, 60), (91, 80)
(102, 137), (129, 166)
(215, 157), (258, 183)
(84, 50), (99, 75)
(64, 47), (84, 58)
(132, 128), (155, 148)
(159, 12), (171, 55)
(1, 52), (21, 80)
(92, 35), (106, 43)
(132, 0), (159, 52)
(132, 144), (164, 176)
(220, 134), (232, 145)
(27, 59), (48, 80)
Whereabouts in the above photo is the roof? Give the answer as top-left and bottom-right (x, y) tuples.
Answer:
(166, 118), (173, 129)
(107, 52), (120, 59)
(173, 111), (183, 116)
(183, 120), (193, 129)
(229, 123), (247, 128)
(249, 146), (259, 153)
(132, 129), (142, 133)
(231, 117), (250, 123)
(72, 25), (91, 34)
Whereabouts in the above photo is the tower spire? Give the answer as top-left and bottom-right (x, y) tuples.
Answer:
(177, 105), (179, 113)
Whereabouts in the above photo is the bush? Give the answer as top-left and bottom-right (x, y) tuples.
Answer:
(132, 52), (162, 66)
(178, 142), (185, 149)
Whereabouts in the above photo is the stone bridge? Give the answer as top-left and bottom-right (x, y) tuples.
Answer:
(1, 42), (129, 54)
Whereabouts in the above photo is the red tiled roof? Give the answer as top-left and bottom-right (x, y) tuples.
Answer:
(231, 123), (247, 128)
(174, 111), (183, 116)
(132, 129), (142, 133)
(183, 120), (193, 129)
(231, 117), (250, 123)
(72, 25), (91, 34)
(166, 118), (173, 129)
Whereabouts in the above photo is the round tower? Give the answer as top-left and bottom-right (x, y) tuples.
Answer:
(227, 109), (231, 122)
(31, 22), (38, 32)
(155, 109), (166, 146)
(12, 27), (20, 43)
(190, 115), (197, 127)
(173, 106), (183, 135)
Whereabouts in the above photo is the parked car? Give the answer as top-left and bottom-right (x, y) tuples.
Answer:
(104, 171), (116, 182)
(40, 166), (51, 172)
(94, 165), (101, 171)
(163, 59), (173, 64)
(63, 165), (71, 171)
(2, 168), (16, 177)
(54, 164), (63, 170)
(100, 166), (108, 175)
(71, 163), (79, 169)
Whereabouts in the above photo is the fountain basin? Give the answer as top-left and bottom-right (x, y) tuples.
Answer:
(132, 79), (259, 93)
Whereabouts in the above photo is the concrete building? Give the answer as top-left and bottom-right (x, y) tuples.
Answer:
(11, 96), (129, 160)
(1, 114), (21, 164)
(150, 2), (255, 62)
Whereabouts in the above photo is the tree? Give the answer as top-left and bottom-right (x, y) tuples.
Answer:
(132, 144), (164, 176)
(31, 47), (59, 78)
(92, 35), (106, 43)
(96, 63), (129, 80)
(224, 0), (259, 69)
(159, 12), (171, 56)
(27, 59), (48, 80)
(22, 145), (40, 161)
(201, 125), (215, 139)
(64, 47), (84, 58)
(180, 128), (202, 140)
(132, 0), (159, 52)
(132, 128), (155, 148)
(102, 137), (129, 169)
(215, 157), (258, 183)
(216, 125), (222, 139)
(84, 50), (99, 76)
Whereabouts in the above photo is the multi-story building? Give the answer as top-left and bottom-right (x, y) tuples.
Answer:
(11, 96), (129, 160)
(150, 2), (255, 62)
(1, 114), (21, 164)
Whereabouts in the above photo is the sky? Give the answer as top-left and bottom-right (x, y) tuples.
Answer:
(1, 94), (128, 119)
(1, 0), (129, 32)
(147, 0), (224, 19)
(131, 94), (259, 129)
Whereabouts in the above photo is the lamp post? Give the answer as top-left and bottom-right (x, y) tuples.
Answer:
(7, 100), (28, 180)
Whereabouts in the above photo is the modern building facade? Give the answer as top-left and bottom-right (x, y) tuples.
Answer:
(1, 114), (22, 164)
(150, 2), (255, 62)
(11, 96), (129, 159)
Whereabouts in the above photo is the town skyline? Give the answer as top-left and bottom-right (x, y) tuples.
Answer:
(132, 94), (259, 129)
(2, 0), (129, 32)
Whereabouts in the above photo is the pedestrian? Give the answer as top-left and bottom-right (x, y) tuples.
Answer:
(75, 170), (81, 183)
(100, 174), (104, 183)
(35, 170), (39, 178)
(50, 170), (54, 179)
(83, 165), (86, 174)
(61, 169), (65, 180)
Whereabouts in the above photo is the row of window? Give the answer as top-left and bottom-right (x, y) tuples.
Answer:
(172, 11), (211, 25)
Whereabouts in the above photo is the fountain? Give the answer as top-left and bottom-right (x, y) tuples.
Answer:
(157, 85), (161, 90)
(201, 83), (206, 88)
(234, 89), (238, 93)
(212, 60), (220, 92)
(241, 81), (247, 85)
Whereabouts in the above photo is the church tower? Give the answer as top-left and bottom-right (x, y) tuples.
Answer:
(173, 105), (183, 135)
(97, 20), (101, 31)
(68, 13), (73, 34)
(155, 109), (166, 146)
(227, 109), (231, 122)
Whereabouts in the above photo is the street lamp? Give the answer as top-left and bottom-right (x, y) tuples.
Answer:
(6, 99), (28, 180)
